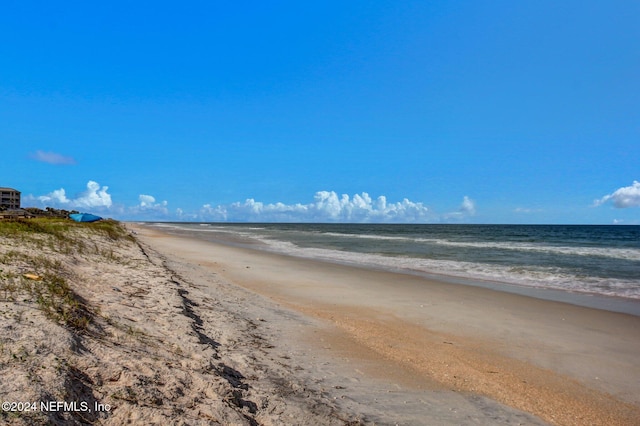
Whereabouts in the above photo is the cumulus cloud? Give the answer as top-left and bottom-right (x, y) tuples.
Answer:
(24, 184), (476, 223)
(36, 188), (71, 205)
(30, 150), (76, 165)
(594, 181), (640, 208)
(26, 181), (112, 210)
(460, 196), (476, 215)
(199, 191), (441, 223)
(75, 181), (112, 208)
(128, 194), (170, 218)
(442, 196), (477, 220)
(138, 194), (164, 209)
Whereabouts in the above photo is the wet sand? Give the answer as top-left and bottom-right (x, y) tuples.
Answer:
(130, 223), (640, 425)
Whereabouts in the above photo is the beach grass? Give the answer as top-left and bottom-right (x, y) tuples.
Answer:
(0, 218), (133, 330)
(0, 217), (132, 242)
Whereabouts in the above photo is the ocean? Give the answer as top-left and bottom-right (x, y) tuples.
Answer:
(148, 223), (640, 302)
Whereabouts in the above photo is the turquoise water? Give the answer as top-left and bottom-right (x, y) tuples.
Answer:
(150, 223), (640, 300)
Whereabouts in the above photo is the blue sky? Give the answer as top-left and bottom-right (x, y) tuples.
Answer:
(1, 1), (638, 223)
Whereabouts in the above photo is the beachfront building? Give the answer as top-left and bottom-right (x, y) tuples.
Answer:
(0, 187), (21, 210)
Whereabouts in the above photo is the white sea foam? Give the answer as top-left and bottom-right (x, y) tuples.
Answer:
(252, 237), (640, 300)
(318, 232), (640, 261)
(150, 223), (640, 299)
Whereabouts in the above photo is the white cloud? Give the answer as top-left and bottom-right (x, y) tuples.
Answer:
(442, 196), (477, 220)
(137, 194), (168, 211)
(460, 196), (476, 215)
(594, 181), (640, 208)
(26, 180), (112, 210)
(199, 191), (442, 223)
(37, 188), (71, 205)
(26, 183), (175, 219)
(128, 194), (169, 218)
(30, 150), (76, 165)
(138, 194), (156, 206)
(75, 181), (112, 208)
(25, 184), (476, 223)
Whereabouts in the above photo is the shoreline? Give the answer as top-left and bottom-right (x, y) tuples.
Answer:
(130, 222), (640, 425)
(145, 223), (640, 317)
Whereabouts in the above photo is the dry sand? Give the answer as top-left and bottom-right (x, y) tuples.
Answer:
(129, 224), (640, 426)
(2, 221), (638, 425)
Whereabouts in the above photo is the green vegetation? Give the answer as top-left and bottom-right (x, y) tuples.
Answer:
(88, 219), (136, 242)
(0, 217), (132, 242)
(0, 217), (72, 238)
(0, 218), (134, 253)
(33, 272), (91, 330)
(1, 268), (90, 330)
(0, 217), (135, 330)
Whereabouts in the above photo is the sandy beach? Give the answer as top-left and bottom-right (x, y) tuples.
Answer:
(128, 224), (640, 425)
(2, 220), (639, 425)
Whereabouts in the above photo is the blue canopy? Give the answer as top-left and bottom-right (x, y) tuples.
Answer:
(69, 213), (102, 223)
